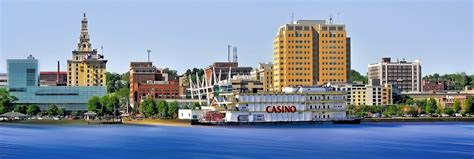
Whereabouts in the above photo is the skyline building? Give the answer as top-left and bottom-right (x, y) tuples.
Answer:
(332, 79), (393, 106)
(67, 13), (107, 87)
(250, 62), (273, 92)
(7, 55), (106, 110)
(129, 62), (179, 108)
(273, 19), (351, 92)
(368, 57), (422, 92)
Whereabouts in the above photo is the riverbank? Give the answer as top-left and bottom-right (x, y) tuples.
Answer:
(0, 119), (89, 125)
(0, 119), (122, 125)
(363, 117), (474, 122)
(123, 119), (191, 127)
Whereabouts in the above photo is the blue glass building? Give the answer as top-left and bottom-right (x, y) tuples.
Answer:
(7, 55), (106, 110)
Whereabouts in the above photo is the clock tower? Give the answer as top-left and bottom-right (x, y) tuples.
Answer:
(67, 13), (108, 87)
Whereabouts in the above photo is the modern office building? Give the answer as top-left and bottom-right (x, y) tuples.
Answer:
(368, 57), (421, 93)
(273, 19), (351, 91)
(129, 62), (178, 108)
(250, 62), (273, 92)
(422, 80), (446, 92)
(0, 73), (7, 88)
(204, 62), (253, 83)
(7, 55), (106, 110)
(332, 80), (393, 106)
(67, 13), (107, 87)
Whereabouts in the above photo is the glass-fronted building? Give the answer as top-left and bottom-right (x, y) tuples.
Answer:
(7, 55), (106, 111)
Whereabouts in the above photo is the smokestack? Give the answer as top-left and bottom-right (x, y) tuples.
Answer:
(227, 45), (231, 62)
(57, 61), (60, 85)
(233, 47), (238, 63)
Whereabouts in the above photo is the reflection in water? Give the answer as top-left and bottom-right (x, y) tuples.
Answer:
(0, 122), (473, 159)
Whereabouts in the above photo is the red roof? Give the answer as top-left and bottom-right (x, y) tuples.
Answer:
(40, 71), (67, 75)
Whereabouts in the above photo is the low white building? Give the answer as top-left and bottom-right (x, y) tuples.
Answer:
(226, 86), (347, 122)
(178, 109), (203, 120)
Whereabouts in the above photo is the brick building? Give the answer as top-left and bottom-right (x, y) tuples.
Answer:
(422, 80), (446, 92)
(129, 62), (178, 108)
(40, 71), (68, 86)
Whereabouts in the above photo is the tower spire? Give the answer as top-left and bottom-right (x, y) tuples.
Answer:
(78, 13), (91, 51)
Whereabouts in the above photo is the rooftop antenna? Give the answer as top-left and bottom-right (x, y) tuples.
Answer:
(329, 14), (333, 24)
(101, 45), (104, 55)
(291, 12), (294, 24)
(146, 49), (151, 62)
(232, 47), (238, 63)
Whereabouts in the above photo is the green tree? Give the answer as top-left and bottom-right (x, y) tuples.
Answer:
(414, 99), (427, 114)
(121, 72), (130, 88)
(140, 97), (157, 118)
(424, 73), (471, 90)
(192, 102), (201, 110)
(106, 72), (125, 93)
(425, 98), (437, 115)
(110, 95), (120, 116)
(0, 88), (18, 114)
(453, 99), (461, 113)
(462, 98), (473, 115)
(383, 105), (401, 117)
(26, 105), (41, 116)
(157, 100), (169, 118)
(162, 68), (178, 80)
(58, 107), (66, 116)
(71, 111), (80, 117)
(444, 108), (455, 116)
(87, 96), (102, 115)
(13, 105), (27, 114)
(184, 68), (204, 85)
(115, 87), (130, 98)
(100, 95), (111, 115)
(168, 101), (179, 119)
(47, 105), (59, 116)
(350, 70), (368, 84)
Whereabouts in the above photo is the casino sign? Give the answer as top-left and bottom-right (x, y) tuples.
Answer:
(265, 106), (297, 113)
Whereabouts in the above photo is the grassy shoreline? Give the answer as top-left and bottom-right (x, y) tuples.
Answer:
(1, 117), (472, 126)
(363, 117), (474, 122)
(122, 119), (191, 127)
(0, 119), (89, 125)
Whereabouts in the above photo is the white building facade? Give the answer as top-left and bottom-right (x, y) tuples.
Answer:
(368, 57), (421, 93)
(226, 86), (347, 122)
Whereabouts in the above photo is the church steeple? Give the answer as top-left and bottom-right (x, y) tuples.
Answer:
(78, 13), (92, 51)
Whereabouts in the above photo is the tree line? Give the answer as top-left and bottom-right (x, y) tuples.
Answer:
(87, 95), (121, 117)
(350, 98), (474, 117)
(139, 97), (202, 119)
(424, 72), (474, 90)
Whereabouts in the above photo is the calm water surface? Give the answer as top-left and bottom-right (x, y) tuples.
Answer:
(0, 122), (473, 159)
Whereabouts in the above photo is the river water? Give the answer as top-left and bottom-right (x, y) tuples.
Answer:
(0, 122), (473, 159)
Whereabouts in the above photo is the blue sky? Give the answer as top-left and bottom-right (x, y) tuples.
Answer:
(1, 0), (473, 75)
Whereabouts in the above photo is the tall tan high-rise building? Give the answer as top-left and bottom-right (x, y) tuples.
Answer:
(67, 13), (107, 86)
(273, 19), (351, 91)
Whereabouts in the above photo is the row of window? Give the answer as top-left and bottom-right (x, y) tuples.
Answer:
(322, 67), (344, 71)
(321, 33), (344, 38)
(322, 40), (344, 44)
(321, 56), (344, 60)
